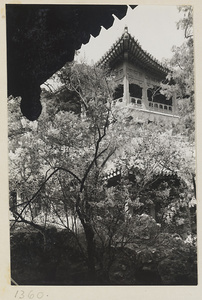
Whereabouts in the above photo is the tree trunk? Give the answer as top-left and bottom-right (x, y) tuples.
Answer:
(83, 222), (96, 283)
(76, 205), (96, 282)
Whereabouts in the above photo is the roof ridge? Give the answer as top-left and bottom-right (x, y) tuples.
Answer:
(96, 26), (169, 74)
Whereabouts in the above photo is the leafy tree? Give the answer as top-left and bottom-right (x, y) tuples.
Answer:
(8, 61), (196, 284)
(9, 62), (118, 281)
(161, 6), (194, 142)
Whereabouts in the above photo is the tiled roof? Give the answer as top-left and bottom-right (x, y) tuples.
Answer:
(97, 27), (169, 78)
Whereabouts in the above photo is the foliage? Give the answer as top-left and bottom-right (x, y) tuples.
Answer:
(160, 6), (195, 148)
(10, 228), (88, 284)
(10, 220), (197, 285)
(161, 6), (194, 99)
(8, 58), (196, 284)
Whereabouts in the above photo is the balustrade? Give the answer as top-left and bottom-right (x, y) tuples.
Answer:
(130, 97), (142, 107)
(112, 98), (123, 105)
(112, 97), (173, 115)
(148, 101), (172, 113)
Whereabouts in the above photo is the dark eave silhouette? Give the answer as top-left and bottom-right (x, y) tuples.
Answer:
(6, 4), (136, 120)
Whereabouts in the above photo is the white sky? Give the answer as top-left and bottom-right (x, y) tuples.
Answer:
(75, 5), (186, 65)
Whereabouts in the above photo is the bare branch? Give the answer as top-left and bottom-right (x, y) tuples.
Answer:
(11, 211), (44, 232)
(10, 167), (81, 227)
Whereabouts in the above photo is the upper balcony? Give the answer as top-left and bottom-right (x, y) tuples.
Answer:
(112, 97), (178, 118)
(148, 101), (173, 114)
(112, 97), (142, 107)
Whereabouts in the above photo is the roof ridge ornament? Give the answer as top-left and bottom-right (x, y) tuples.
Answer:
(123, 26), (129, 39)
(124, 26), (128, 33)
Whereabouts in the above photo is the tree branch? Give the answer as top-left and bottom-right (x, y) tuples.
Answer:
(11, 211), (44, 232)
(10, 167), (81, 227)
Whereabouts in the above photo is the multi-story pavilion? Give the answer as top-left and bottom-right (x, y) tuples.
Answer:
(97, 27), (179, 123)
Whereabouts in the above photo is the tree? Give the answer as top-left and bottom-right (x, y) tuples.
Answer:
(8, 60), (196, 284)
(161, 6), (194, 141)
(108, 112), (195, 233)
(161, 6), (193, 99)
(9, 62), (119, 281)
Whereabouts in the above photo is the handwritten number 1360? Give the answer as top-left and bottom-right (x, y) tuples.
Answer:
(14, 290), (45, 299)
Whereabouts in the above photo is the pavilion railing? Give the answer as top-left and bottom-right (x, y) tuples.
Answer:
(112, 97), (173, 115)
(112, 97), (143, 106)
(148, 101), (173, 114)
(112, 97), (123, 105)
(130, 97), (142, 107)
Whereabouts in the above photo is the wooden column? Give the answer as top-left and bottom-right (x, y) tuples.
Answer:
(123, 74), (130, 104)
(141, 77), (147, 109)
(123, 53), (130, 104)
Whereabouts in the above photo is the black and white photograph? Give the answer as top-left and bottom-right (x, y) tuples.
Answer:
(1, 1), (200, 293)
